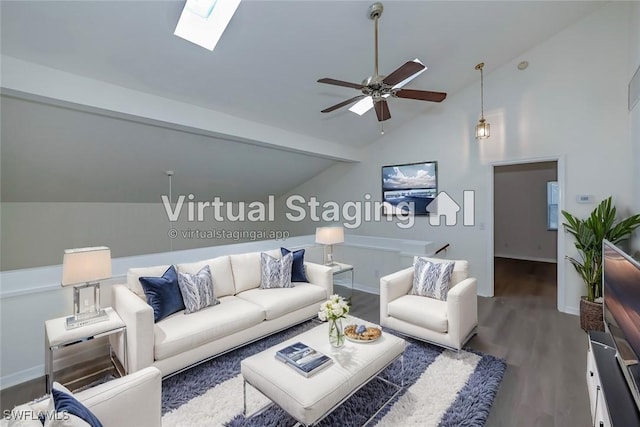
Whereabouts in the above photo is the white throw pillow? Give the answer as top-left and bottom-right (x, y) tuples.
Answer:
(410, 258), (455, 301)
(259, 252), (293, 289)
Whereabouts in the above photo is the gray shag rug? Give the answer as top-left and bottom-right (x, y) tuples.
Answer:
(161, 321), (505, 426)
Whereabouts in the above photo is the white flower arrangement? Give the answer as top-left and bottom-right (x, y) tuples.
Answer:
(318, 294), (350, 321)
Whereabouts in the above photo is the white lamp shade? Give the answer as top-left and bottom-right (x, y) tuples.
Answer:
(62, 246), (112, 286)
(315, 227), (345, 245)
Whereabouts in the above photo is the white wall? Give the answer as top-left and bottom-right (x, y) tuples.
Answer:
(0, 202), (281, 270)
(494, 162), (557, 263)
(631, 1), (640, 256)
(274, 3), (634, 314)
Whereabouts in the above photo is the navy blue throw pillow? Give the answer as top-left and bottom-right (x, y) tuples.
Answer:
(139, 265), (185, 322)
(52, 387), (103, 427)
(281, 248), (309, 283)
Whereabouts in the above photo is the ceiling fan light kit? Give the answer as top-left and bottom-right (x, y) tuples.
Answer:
(475, 62), (490, 140)
(317, 2), (447, 123)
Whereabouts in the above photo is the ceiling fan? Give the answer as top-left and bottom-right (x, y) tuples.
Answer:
(318, 2), (447, 122)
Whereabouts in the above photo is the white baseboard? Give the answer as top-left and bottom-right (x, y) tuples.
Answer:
(562, 305), (580, 316)
(0, 365), (43, 391)
(0, 342), (110, 391)
(494, 254), (557, 264)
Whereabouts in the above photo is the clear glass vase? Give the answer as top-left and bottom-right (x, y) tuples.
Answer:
(328, 318), (345, 349)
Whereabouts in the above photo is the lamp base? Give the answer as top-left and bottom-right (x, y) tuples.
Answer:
(65, 309), (109, 330)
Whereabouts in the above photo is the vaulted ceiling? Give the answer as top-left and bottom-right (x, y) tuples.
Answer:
(0, 1), (605, 202)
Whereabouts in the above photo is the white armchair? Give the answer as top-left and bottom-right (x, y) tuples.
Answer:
(380, 258), (478, 351)
(1, 367), (161, 427)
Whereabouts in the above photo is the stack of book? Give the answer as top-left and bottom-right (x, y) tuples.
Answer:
(275, 342), (332, 377)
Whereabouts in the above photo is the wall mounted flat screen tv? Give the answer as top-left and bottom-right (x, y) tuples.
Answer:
(603, 239), (640, 413)
(381, 161), (437, 215)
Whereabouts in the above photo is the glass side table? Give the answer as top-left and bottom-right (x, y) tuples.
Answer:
(45, 307), (127, 393)
(330, 262), (354, 301)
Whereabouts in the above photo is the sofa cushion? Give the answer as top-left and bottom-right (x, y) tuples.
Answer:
(153, 296), (265, 360)
(230, 249), (280, 293)
(410, 258), (455, 301)
(280, 247), (309, 283)
(387, 295), (448, 333)
(176, 256), (235, 298)
(236, 283), (326, 320)
(177, 265), (219, 314)
(260, 252), (293, 289)
(127, 265), (172, 298)
(139, 266), (185, 323)
(4, 404), (45, 427)
(414, 257), (469, 287)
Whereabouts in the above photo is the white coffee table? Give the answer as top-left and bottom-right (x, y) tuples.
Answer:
(241, 317), (405, 426)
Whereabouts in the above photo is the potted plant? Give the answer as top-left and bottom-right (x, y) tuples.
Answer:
(562, 196), (640, 331)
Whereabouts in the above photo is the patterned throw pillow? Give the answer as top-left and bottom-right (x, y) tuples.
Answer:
(260, 252), (293, 289)
(410, 258), (455, 301)
(177, 265), (220, 314)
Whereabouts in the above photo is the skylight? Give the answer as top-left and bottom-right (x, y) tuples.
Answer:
(174, 0), (242, 51)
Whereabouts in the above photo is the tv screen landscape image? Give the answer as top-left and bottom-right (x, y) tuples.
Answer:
(381, 161), (437, 215)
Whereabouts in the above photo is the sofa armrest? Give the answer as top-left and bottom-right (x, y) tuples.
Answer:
(78, 367), (161, 427)
(304, 262), (333, 298)
(446, 277), (478, 349)
(112, 284), (154, 373)
(380, 267), (414, 320)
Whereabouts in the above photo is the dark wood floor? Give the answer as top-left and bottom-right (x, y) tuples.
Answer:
(341, 258), (590, 427)
(3, 260), (590, 426)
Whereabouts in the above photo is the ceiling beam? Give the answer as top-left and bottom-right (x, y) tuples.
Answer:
(1, 55), (361, 163)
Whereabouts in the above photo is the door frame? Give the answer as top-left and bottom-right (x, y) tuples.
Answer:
(487, 155), (566, 312)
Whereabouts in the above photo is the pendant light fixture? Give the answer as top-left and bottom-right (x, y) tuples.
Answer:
(475, 62), (490, 140)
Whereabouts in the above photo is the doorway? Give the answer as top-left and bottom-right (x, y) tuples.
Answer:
(488, 157), (566, 312)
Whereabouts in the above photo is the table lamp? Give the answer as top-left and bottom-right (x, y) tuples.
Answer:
(61, 246), (112, 329)
(315, 226), (344, 266)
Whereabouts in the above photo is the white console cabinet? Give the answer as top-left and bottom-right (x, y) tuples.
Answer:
(587, 331), (640, 427)
(587, 336), (612, 427)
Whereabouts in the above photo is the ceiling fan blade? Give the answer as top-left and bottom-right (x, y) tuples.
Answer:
(382, 61), (426, 86)
(395, 89), (447, 102)
(317, 78), (364, 90)
(321, 95), (366, 113)
(374, 99), (391, 122)
(349, 96), (374, 115)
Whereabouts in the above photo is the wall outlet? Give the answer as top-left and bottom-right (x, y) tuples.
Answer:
(374, 269), (380, 278)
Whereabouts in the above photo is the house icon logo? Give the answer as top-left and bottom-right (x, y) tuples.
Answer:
(426, 191), (475, 226)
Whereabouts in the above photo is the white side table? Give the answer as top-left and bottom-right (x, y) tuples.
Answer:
(330, 262), (354, 299)
(45, 307), (127, 393)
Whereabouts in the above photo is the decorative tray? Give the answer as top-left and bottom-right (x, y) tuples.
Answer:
(344, 324), (382, 343)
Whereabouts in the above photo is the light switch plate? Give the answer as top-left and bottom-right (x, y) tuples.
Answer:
(576, 194), (594, 204)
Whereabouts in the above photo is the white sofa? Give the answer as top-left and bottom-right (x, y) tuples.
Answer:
(380, 258), (478, 351)
(1, 367), (161, 427)
(112, 249), (333, 376)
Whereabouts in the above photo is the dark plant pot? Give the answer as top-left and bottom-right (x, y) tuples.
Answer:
(580, 296), (604, 332)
